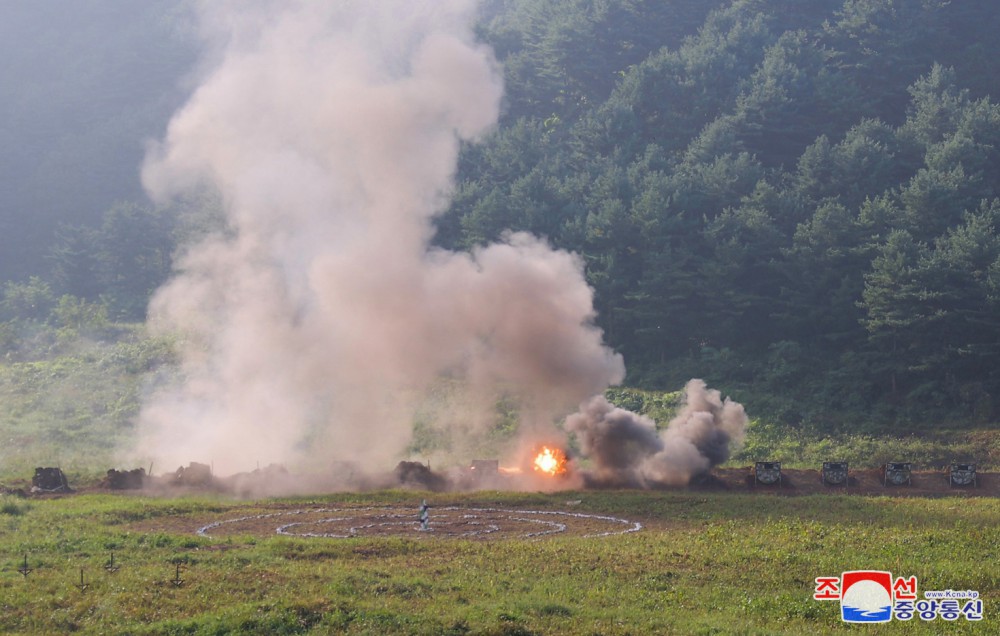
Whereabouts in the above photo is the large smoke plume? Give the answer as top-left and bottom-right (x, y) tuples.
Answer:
(567, 380), (747, 487)
(135, 0), (745, 487)
(136, 0), (623, 474)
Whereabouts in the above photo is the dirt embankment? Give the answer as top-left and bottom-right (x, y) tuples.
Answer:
(3, 465), (997, 499)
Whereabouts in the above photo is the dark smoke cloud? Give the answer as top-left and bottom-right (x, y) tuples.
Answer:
(567, 380), (747, 487)
(565, 396), (662, 487)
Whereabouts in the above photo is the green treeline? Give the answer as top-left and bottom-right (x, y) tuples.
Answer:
(438, 0), (1000, 430)
(5, 0), (1000, 434)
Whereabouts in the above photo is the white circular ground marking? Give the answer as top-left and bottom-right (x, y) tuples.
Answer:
(195, 506), (642, 539)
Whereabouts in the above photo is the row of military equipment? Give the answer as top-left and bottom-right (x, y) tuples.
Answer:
(752, 461), (979, 487)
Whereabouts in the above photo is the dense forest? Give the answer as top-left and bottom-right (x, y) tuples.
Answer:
(4, 0), (1000, 444)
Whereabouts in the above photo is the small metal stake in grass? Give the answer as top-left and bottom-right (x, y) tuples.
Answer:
(75, 568), (88, 592)
(171, 563), (184, 587)
(105, 551), (119, 574)
(18, 554), (32, 577)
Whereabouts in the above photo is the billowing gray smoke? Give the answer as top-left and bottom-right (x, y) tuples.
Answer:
(133, 0), (744, 488)
(134, 0), (624, 475)
(567, 380), (747, 487)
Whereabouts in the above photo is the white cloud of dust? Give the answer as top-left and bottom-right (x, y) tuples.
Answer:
(135, 0), (626, 476)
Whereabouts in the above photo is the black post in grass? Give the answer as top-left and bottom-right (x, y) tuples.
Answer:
(75, 568), (88, 592)
(17, 554), (32, 577)
(171, 563), (184, 587)
(105, 551), (119, 574)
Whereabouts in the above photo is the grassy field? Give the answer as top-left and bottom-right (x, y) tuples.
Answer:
(0, 489), (996, 635)
(1, 327), (998, 484)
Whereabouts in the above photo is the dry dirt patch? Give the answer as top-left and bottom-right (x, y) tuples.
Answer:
(136, 505), (643, 540)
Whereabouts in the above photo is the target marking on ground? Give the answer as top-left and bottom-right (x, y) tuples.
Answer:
(195, 506), (642, 540)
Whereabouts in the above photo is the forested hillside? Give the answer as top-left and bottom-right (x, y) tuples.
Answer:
(441, 0), (1000, 430)
(4, 0), (1000, 438)
(0, 0), (196, 281)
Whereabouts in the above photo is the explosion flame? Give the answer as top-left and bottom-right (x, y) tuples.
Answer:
(533, 446), (568, 477)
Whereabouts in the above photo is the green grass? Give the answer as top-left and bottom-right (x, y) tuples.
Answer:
(0, 318), (996, 483)
(0, 323), (176, 479)
(1, 490), (996, 634)
(733, 421), (1000, 470)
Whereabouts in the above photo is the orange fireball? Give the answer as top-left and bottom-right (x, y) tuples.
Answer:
(533, 446), (568, 476)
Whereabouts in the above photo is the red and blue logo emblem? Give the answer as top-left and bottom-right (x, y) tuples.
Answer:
(815, 571), (983, 622)
(839, 571), (893, 623)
